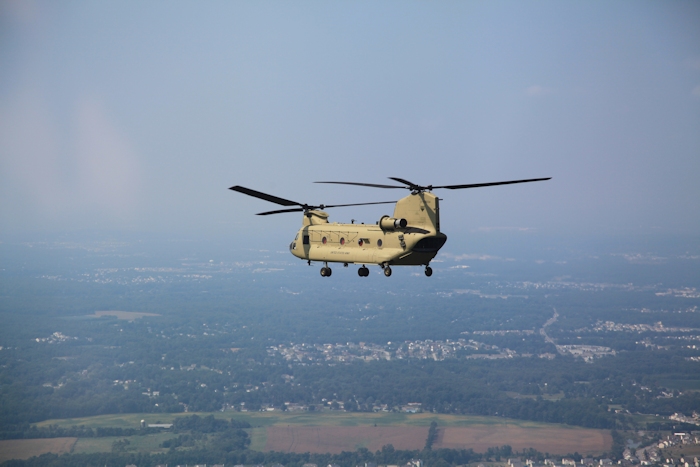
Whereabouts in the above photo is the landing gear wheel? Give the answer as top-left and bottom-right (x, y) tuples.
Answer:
(320, 267), (332, 277)
(425, 266), (433, 277)
(383, 266), (392, 277)
(358, 266), (369, 277)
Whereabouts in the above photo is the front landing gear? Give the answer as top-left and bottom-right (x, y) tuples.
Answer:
(425, 266), (433, 277)
(320, 262), (332, 277)
(358, 266), (369, 277)
(383, 266), (392, 277)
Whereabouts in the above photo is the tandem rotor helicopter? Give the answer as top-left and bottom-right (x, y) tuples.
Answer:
(229, 177), (550, 278)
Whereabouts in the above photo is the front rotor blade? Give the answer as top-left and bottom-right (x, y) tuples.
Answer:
(256, 208), (305, 216)
(229, 186), (300, 206)
(434, 177), (551, 189)
(315, 181), (406, 189)
(258, 201), (396, 215)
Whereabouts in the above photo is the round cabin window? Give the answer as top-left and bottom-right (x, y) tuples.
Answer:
(340, 238), (345, 245)
(377, 239), (383, 247)
(322, 237), (327, 244)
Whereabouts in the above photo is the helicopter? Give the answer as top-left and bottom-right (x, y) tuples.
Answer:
(229, 177), (550, 278)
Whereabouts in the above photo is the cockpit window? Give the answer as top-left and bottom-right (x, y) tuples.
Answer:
(303, 235), (310, 245)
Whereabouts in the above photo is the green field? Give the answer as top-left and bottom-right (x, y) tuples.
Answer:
(72, 433), (174, 455)
(35, 411), (609, 455)
(248, 427), (268, 451)
(37, 410), (581, 430)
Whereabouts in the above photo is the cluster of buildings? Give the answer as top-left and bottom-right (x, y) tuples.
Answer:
(668, 412), (700, 426)
(396, 339), (504, 360)
(655, 288), (700, 299)
(618, 432), (700, 467)
(622, 445), (661, 464)
(34, 331), (77, 344)
(592, 321), (699, 334)
(266, 339), (523, 363)
(508, 448), (699, 467)
(639, 307), (698, 314)
(509, 458), (615, 467)
(554, 344), (616, 362)
(41, 264), (217, 285)
(266, 338), (622, 364)
(231, 399), (422, 414)
(267, 342), (392, 363)
(157, 462), (423, 467)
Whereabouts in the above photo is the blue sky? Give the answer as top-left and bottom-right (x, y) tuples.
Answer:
(1, 1), (699, 241)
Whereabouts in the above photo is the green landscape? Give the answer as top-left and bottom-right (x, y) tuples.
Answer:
(1, 236), (699, 466)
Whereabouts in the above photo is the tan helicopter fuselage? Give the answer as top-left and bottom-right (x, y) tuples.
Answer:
(289, 191), (447, 266)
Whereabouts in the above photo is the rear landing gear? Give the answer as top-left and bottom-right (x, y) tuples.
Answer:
(320, 263), (332, 277)
(425, 266), (433, 277)
(358, 266), (369, 277)
(383, 266), (392, 277)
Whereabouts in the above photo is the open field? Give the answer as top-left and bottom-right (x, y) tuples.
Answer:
(37, 411), (598, 430)
(91, 311), (161, 320)
(35, 412), (612, 456)
(264, 426), (428, 453)
(0, 438), (76, 463)
(435, 426), (611, 455)
(72, 433), (174, 455)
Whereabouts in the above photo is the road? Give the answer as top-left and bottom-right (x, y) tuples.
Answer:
(540, 308), (563, 354)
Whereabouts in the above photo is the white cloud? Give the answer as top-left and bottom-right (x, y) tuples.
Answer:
(73, 96), (142, 217)
(0, 88), (142, 230)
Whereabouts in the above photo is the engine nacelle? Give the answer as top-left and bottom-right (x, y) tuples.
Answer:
(379, 216), (407, 230)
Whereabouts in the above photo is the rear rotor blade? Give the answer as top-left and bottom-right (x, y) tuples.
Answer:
(315, 181), (406, 189)
(229, 186), (300, 206)
(323, 201), (397, 209)
(388, 177), (419, 187)
(434, 177), (551, 189)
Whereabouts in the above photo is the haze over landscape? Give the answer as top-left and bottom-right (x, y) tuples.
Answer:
(2, 0), (699, 239)
(1, 1), (700, 467)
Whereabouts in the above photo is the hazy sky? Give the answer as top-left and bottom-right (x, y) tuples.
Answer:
(2, 1), (699, 241)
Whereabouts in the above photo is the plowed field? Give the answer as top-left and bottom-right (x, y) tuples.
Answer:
(0, 438), (77, 462)
(263, 424), (610, 455)
(434, 426), (611, 455)
(264, 426), (428, 453)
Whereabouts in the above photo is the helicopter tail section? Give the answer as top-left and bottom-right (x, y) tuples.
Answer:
(392, 192), (440, 233)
